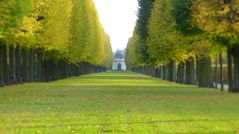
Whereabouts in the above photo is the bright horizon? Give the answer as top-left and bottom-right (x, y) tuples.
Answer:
(93, 0), (138, 52)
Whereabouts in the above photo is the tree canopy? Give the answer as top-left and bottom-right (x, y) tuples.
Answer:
(126, 0), (239, 90)
(0, 0), (113, 67)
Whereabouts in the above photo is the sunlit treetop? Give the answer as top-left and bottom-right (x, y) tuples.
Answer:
(192, 0), (239, 45)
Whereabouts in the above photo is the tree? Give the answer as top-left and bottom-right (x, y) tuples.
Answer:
(135, 0), (155, 65)
(103, 35), (114, 69)
(146, 0), (214, 86)
(147, 0), (186, 82)
(192, 0), (239, 91)
(126, 37), (138, 70)
(0, 0), (113, 86)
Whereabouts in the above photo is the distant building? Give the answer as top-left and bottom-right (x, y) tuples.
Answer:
(112, 50), (126, 71)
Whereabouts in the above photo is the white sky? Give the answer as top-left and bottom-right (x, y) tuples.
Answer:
(93, 0), (138, 52)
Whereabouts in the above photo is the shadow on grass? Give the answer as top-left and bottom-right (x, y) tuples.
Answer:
(11, 118), (239, 130)
(79, 76), (153, 80)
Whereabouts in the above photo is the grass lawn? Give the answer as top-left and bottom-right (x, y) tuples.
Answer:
(0, 71), (239, 134)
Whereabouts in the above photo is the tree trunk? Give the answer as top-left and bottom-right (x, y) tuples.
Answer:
(196, 56), (199, 83)
(155, 68), (160, 78)
(143, 66), (146, 75)
(228, 46), (234, 91)
(63, 61), (66, 78)
(214, 55), (218, 89)
(144, 66), (146, 75)
(21, 48), (27, 82)
(69, 63), (72, 76)
(25, 49), (30, 82)
(63, 60), (67, 78)
(9, 46), (16, 84)
(51, 60), (55, 80)
(177, 62), (185, 84)
(197, 56), (213, 87)
(50, 59), (55, 81)
(219, 53), (224, 91)
(42, 59), (46, 82)
(44, 59), (51, 82)
(151, 66), (156, 77)
(185, 57), (195, 85)
(79, 62), (84, 75)
(58, 60), (62, 79)
(33, 50), (37, 82)
(160, 66), (163, 79)
(148, 66), (151, 75)
(0, 45), (5, 86)
(233, 51), (239, 92)
(3, 45), (9, 85)
(55, 60), (59, 80)
(29, 49), (34, 82)
(15, 46), (22, 83)
(36, 50), (42, 82)
(66, 62), (70, 77)
(83, 63), (86, 75)
(163, 65), (169, 80)
(169, 61), (176, 82)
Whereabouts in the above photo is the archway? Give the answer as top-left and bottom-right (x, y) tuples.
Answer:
(117, 63), (122, 71)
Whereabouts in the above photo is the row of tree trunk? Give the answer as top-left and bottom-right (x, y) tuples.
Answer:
(130, 58), (197, 85)
(130, 47), (239, 92)
(228, 46), (239, 92)
(0, 45), (106, 87)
